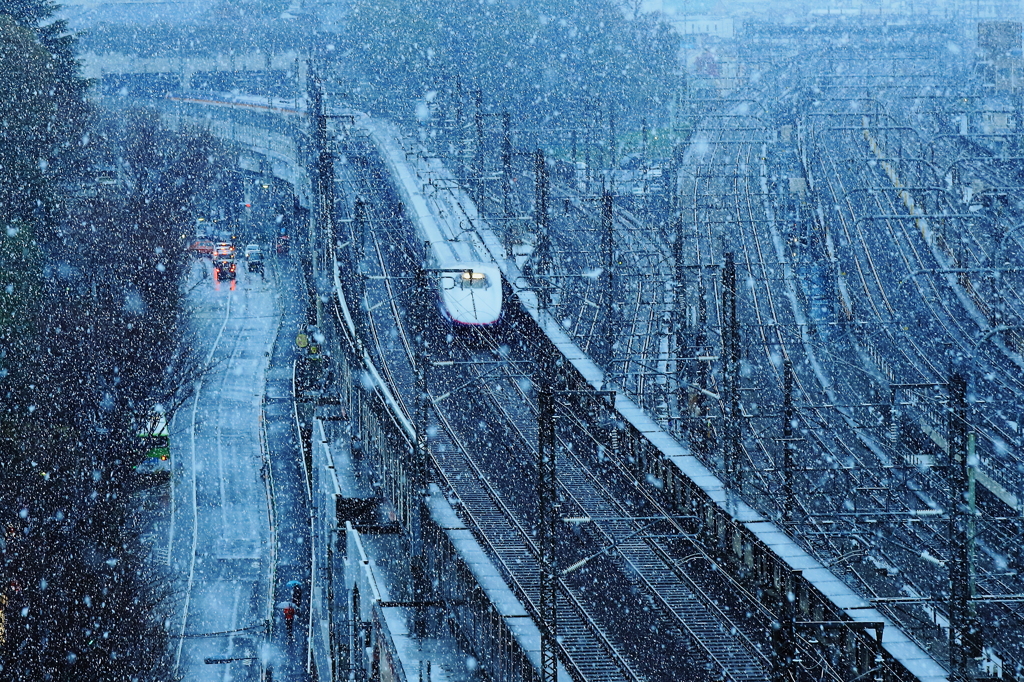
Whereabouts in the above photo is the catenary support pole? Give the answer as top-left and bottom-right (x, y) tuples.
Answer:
(947, 371), (979, 681)
(535, 149), (551, 305)
(535, 146), (557, 682)
(601, 190), (616, 368)
(782, 359), (795, 523)
(502, 112), (513, 219)
(475, 89), (485, 215)
(722, 252), (742, 498)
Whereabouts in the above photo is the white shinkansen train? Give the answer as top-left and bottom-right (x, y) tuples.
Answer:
(364, 119), (503, 327)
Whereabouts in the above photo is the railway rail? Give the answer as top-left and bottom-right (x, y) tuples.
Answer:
(157, 89), (964, 682)
(658, 51), (1024, 677)
(337, 130), (775, 682)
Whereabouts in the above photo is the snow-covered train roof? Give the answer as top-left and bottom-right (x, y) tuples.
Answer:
(358, 118), (494, 264)
(359, 118), (502, 326)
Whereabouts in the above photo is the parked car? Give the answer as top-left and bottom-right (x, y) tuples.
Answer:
(245, 246), (264, 272)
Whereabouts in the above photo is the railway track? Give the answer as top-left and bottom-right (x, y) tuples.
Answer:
(159, 66), (999, 679)
(467, 98), (944, 673)
(694, 54), (1024, 671)
(428, 411), (639, 682)
(445, 81), (965, 676)
(464, 347), (774, 682)
(668, 68), (1024, 669)
(803, 82), (1024, 667)
(339, 140), (780, 681)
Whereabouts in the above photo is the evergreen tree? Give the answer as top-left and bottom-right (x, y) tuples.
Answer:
(0, 1), (89, 389)
(1, 0), (89, 187)
(0, 5), (207, 678)
(0, 15), (54, 404)
(3, 0), (88, 103)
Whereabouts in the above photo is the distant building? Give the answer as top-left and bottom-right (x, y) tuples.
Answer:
(958, 0), (1023, 19)
(668, 15), (736, 39)
(977, 21), (1023, 93)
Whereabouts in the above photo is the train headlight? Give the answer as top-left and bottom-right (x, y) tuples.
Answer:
(460, 271), (487, 288)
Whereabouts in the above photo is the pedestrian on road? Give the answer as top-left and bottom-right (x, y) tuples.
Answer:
(278, 600), (297, 639)
(286, 579), (303, 605)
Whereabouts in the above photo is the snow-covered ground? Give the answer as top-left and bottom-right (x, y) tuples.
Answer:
(166, 256), (280, 680)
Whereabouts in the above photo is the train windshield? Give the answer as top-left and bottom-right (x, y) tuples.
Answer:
(460, 270), (489, 289)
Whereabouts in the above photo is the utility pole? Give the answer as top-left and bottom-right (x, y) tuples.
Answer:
(535, 146), (557, 682)
(352, 197), (366, 277)
(667, 143), (683, 217)
(722, 252), (742, 498)
(601, 190), (616, 367)
(585, 110), (594, 191)
(672, 217), (687, 437)
(474, 90), (485, 215)
(772, 570), (798, 682)
(535, 149), (551, 305)
(641, 117), (649, 160)
(409, 265), (432, 638)
(693, 273), (711, 459)
(308, 70), (332, 327)
(608, 109), (617, 178)
(782, 359), (796, 524)
(454, 76), (464, 182)
(641, 118), (649, 213)
(352, 197), (368, 343)
(502, 112), (513, 219)
(537, 369), (558, 682)
(948, 371), (979, 681)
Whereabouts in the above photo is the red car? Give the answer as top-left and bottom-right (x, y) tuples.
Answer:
(276, 235), (290, 255)
(190, 238), (215, 257)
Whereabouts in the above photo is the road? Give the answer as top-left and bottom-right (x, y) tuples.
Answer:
(163, 252), (311, 681)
